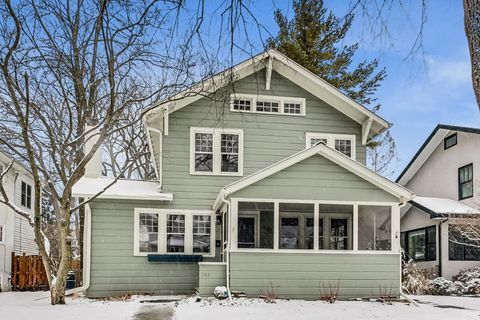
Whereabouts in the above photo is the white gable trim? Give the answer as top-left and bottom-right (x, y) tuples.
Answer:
(212, 143), (414, 210)
(145, 50), (390, 139)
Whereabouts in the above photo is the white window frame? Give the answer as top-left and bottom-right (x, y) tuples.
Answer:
(230, 198), (399, 255)
(305, 132), (356, 160)
(134, 208), (215, 257)
(190, 127), (244, 176)
(230, 94), (306, 116)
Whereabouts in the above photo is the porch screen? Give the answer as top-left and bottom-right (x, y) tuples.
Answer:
(238, 202), (274, 249)
(358, 206), (392, 251)
(279, 203), (314, 249)
(318, 204), (353, 250)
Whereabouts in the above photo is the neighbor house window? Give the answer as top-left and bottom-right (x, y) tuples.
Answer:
(459, 164), (473, 200)
(138, 213), (159, 253)
(306, 133), (356, 159)
(167, 214), (185, 252)
(21, 181), (32, 209)
(190, 127), (243, 176)
(358, 206), (392, 251)
(444, 133), (457, 150)
(449, 224), (480, 261)
(401, 226), (436, 261)
(230, 94), (306, 116)
(134, 210), (214, 256)
(237, 202), (274, 249)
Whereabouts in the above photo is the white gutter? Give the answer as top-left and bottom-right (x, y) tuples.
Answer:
(66, 203), (92, 296)
(220, 193), (233, 303)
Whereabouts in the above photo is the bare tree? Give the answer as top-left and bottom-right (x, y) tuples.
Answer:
(464, 0), (480, 110)
(367, 130), (397, 177)
(0, 0), (260, 305)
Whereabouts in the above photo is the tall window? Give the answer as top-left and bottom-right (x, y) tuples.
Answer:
(193, 215), (211, 253)
(305, 133), (356, 159)
(449, 225), (480, 261)
(401, 226), (436, 261)
(190, 128), (243, 175)
(167, 215), (185, 252)
(21, 181), (32, 209)
(138, 213), (158, 253)
(459, 163), (473, 200)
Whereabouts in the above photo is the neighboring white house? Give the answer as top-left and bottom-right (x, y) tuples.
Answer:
(0, 151), (38, 291)
(397, 124), (480, 279)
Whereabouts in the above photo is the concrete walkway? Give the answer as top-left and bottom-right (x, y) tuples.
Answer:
(131, 303), (175, 320)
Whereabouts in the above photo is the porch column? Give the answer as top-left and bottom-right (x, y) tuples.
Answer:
(230, 199), (238, 249)
(353, 205), (358, 251)
(391, 205), (400, 253)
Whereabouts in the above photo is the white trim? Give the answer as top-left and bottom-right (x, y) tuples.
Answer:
(305, 132), (356, 160)
(230, 248), (400, 255)
(362, 118), (374, 145)
(133, 208), (215, 258)
(230, 93), (306, 116)
(189, 127), (244, 176)
(145, 126), (160, 182)
(353, 205), (359, 251)
(213, 143), (414, 210)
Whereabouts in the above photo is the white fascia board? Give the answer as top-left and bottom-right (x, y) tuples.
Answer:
(212, 143), (414, 210)
(73, 192), (173, 201)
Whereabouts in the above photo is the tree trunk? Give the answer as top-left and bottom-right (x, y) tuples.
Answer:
(50, 206), (72, 305)
(464, 0), (480, 110)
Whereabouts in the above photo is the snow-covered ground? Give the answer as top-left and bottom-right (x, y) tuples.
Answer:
(1, 292), (480, 320)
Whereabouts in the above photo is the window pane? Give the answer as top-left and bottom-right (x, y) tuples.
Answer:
(358, 206), (392, 251)
(279, 203), (314, 249)
(284, 103), (301, 114)
(427, 226), (437, 261)
(195, 133), (213, 152)
(319, 204), (353, 250)
(193, 215), (211, 253)
(408, 230), (426, 260)
(310, 138), (327, 147)
(256, 100), (279, 113)
(167, 214), (185, 252)
(335, 139), (352, 157)
(194, 132), (213, 172)
(444, 134), (457, 149)
(233, 99), (251, 111)
(195, 154), (213, 172)
(237, 202), (274, 249)
(461, 181), (473, 198)
(139, 213), (158, 253)
(221, 134), (239, 173)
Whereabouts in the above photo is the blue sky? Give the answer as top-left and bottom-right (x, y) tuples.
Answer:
(200, 0), (480, 177)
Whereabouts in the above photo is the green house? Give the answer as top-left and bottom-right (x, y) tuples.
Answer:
(72, 49), (414, 300)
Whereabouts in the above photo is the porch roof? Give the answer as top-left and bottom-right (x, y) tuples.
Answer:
(212, 143), (414, 211)
(410, 196), (480, 218)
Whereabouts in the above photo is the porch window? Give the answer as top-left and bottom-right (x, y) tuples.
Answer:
(319, 204), (353, 250)
(193, 215), (211, 253)
(358, 206), (392, 251)
(167, 214), (185, 252)
(279, 203), (314, 249)
(237, 202), (274, 249)
(138, 213), (158, 253)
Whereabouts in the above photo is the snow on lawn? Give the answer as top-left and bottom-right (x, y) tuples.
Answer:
(0, 291), (145, 320)
(174, 296), (480, 320)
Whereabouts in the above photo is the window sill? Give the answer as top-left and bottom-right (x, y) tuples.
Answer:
(189, 171), (243, 177)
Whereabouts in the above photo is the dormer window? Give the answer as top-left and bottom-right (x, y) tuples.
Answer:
(230, 94), (305, 116)
(306, 132), (356, 159)
(444, 133), (457, 150)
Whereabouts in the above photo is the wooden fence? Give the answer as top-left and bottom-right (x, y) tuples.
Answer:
(11, 253), (49, 291)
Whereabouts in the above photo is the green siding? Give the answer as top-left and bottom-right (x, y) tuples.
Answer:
(233, 154), (398, 202)
(198, 263), (227, 296)
(87, 200), (200, 298)
(159, 70), (367, 210)
(230, 251), (400, 300)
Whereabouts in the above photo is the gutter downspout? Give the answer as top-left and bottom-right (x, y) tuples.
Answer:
(66, 203), (92, 296)
(438, 218), (448, 278)
(220, 192), (233, 303)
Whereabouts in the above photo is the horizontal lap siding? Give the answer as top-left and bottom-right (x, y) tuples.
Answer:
(233, 155), (397, 202)
(160, 71), (366, 210)
(230, 252), (400, 300)
(87, 200), (200, 298)
(198, 263), (227, 296)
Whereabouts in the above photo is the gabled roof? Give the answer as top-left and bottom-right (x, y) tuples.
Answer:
(145, 49), (390, 140)
(72, 177), (173, 201)
(410, 196), (480, 218)
(396, 124), (480, 185)
(212, 142), (414, 210)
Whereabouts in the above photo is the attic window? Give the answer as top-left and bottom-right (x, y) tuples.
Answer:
(444, 133), (457, 150)
(230, 94), (305, 116)
(306, 132), (356, 159)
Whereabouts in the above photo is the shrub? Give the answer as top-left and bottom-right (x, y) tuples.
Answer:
(428, 277), (463, 295)
(402, 260), (431, 295)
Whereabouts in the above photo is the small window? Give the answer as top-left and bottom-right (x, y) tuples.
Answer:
(284, 102), (301, 114)
(230, 94), (305, 116)
(232, 99), (252, 111)
(402, 226), (436, 261)
(21, 181), (32, 209)
(193, 215), (211, 253)
(167, 214), (185, 252)
(306, 133), (356, 159)
(444, 133), (457, 150)
(256, 100), (279, 113)
(449, 224), (480, 261)
(459, 163), (473, 200)
(138, 213), (158, 253)
(335, 139), (352, 158)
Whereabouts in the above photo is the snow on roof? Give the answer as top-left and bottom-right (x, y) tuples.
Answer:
(411, 196), (480, 217)
(72, 177), (173, 201)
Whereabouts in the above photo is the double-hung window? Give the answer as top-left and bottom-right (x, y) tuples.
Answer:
(305, 132), (356, 159)
(21, 181), (32, 209)
(134, 209), (214, 257)
(459, 164), (473, 200)
(190, 128), (243, 176)
(230, 94), (306, 116)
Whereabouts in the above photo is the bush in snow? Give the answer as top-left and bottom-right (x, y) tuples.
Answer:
(428, 277), (463, 296)
(401, 260), (432, 295)
(452, 267), (480, 295)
